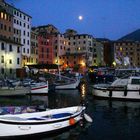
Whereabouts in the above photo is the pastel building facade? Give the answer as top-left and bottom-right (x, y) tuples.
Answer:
(64, 32), (93, 67)
(114, 41), (140, 67)
(30, 30), (38, 65)
(0, 0), (22, 78)
(6, 3), (32, 67)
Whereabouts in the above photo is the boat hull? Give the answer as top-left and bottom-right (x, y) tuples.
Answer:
(92, 86), (140, 100)
(31, 85), (48, 93)
(0, 106), (84, 137)
(55, 82), (78, 90)
(0, 87), (30, 96)
(30, 82), (48, 94)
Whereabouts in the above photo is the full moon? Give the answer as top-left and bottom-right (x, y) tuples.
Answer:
(78, 16), (83, 20)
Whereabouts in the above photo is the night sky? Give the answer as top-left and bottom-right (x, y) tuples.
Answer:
(6, 0), (140, 40)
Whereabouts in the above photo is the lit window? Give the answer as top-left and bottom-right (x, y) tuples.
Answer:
(4, 13), (7, 20)
(1, 12), (4, 19)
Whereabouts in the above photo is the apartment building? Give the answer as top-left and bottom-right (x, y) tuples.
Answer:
(0, 0), (22, 78)
(64, 30), (93, 67)
(3, 1), (32, 67)
(30, 30), (38, 65)
(92, 38), (104, 66)
(114, 41), (140, 67)
(33, 25), (67, 65)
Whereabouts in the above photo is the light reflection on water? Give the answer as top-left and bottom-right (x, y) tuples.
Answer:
(1, 89), (140, 140)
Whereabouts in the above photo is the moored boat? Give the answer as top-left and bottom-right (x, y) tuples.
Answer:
(0, 106), (85, 138)
(0, 79), (30, 96)
(30, 81), (48, 94)
(54, 74), (80, 90)
(92, 76), (140, 100)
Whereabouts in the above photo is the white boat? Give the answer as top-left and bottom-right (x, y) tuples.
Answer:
(92, 76), (140, 100)
(0, 106), (85, 138)
(0, 80), (30, 96)
(30, 81), (48, 94)
(54, 73), (81, 90)
(55, 80), (79, 90)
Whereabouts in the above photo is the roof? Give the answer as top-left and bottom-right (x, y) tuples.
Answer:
(4, 2), (32, 18)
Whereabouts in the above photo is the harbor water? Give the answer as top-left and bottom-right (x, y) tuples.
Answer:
(0, 88), (140, 140)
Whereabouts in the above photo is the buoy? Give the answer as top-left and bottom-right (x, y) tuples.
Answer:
(69, 118), (76, 125)
(84, 113), (93, 123)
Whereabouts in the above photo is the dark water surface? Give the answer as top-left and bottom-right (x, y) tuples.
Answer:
(0, 89), (140, 140)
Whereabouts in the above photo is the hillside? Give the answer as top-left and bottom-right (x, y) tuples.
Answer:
(118, 29), (140, 41)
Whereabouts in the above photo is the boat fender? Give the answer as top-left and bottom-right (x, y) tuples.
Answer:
(84, 113), (93, 123)
(69, 118), (76, 125)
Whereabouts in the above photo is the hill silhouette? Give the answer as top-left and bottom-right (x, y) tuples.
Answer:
(118, 29), (140, 41)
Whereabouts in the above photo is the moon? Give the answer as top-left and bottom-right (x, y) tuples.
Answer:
(78, 16), (83, 20)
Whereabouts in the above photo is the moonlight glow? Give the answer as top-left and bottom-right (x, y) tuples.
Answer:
(78, 16), (83, 20)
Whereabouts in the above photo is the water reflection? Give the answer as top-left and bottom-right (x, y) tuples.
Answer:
(48, 89), (81, 108)
(88, 98), (140, 140)
(1, 89), (140, 140)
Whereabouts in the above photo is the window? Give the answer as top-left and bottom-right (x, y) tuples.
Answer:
(14, 19), (16, 23)
(1, 56), (4, 63)
(131, 79), (140, 84)
(9, 68), (12, 74)
(9, 44), (12, 52)
(1, 12), (4, 19)
(27, 49), (29, 54)
(9, 59), (12, 64)
(4, 13), (7, 20)
(9, 27), (11, 32)
(14, 10), (16, 15)
(17, 47), (20, 53)
(1, 68), (4, 74)
(1, 43), (4, 50)
(0, 23), (3, 29)
(46, 48), (49, 53)
(4, 25), (6, 31)
(23, 39), (25, 44)
(42, 54), (44, 58)
(23, 48), (25, 53)
(27, 40), (30, 45)
(17, 58), (20, 64)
